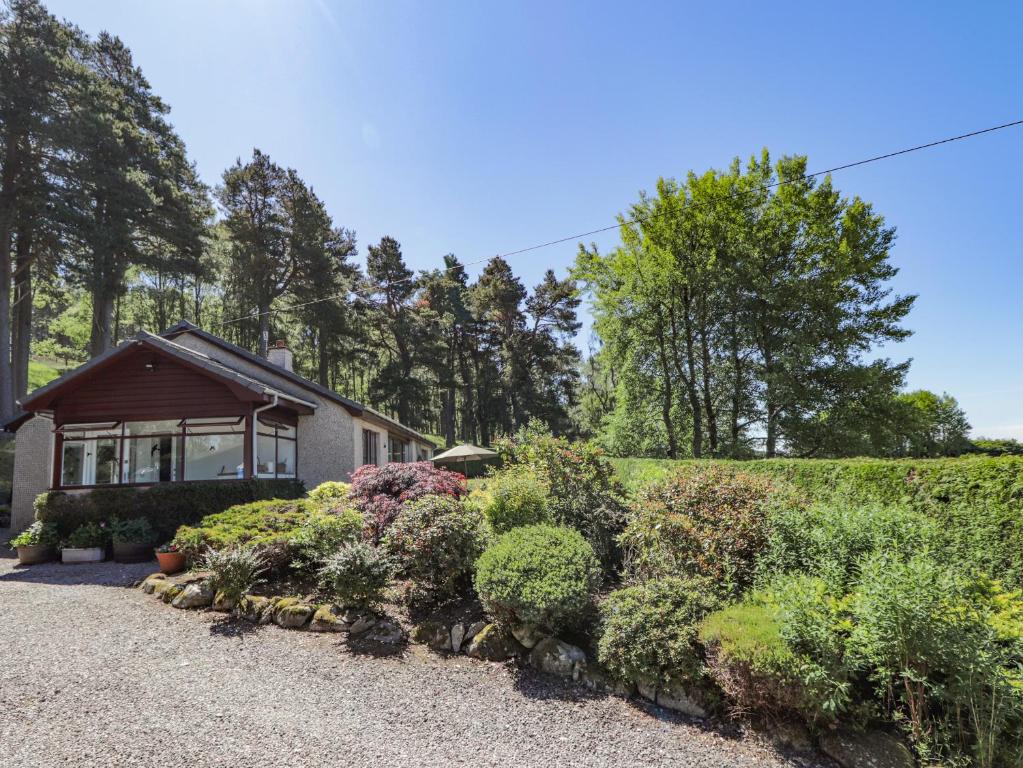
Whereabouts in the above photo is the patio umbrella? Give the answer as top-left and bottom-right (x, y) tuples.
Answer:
(431, 443), (498, 477)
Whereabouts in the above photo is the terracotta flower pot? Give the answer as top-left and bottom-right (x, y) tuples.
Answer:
(113, 541), (153, 564)
(156, 550), (186, 574)
(62, 547), (105, 564)
(16, 544), (56, 565)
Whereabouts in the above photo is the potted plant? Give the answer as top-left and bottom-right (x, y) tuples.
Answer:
(61, 522), (108, 564)
(9, 521), (60, 565)
(109, 518), (156, 563)
(155, 543), (186, 574)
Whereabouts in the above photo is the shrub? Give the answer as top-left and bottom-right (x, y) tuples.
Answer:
(497, 424), (628, 569)
(480, 466), (550, 534)
(308, 480), (351, 507)
(474, 524), (601, 632)
(622, 466), (798, 595)
(847, 554), (1023, 763)
(201, 545), (268, 604)
(382, 495), (487, 607)
(758, 501), (941, 592)
(349, 461), (466, 541)
(317, 542), (391, 609)
(64, 522), (109, 549)
(598, 577), (719, 686)
(9, 520), (59, 548)
(172, 498), (316, 568)
(109, 517), (157, 545)
(288, 508), (364, 572)
(34, 479), (305, 541)
(699, 575), (850, 724)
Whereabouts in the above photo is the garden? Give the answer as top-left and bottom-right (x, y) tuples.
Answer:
(11, 425), (1023, 768)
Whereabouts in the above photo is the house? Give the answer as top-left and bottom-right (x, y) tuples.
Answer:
(2, 321), (435, 533)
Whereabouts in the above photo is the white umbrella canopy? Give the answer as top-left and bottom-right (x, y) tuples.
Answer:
(432, 443), (499, 476)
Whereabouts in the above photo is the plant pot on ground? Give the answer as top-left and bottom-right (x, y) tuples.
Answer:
(10, 521), (60, 565)
(155, 544), (186, 574)
(61, 522), (109, 564)
(110, 518), (157, 563)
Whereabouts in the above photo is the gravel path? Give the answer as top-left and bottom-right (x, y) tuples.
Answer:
(0, 556), (829, 768)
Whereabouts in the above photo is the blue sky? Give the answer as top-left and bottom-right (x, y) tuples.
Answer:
(48, 1), (1023, 438)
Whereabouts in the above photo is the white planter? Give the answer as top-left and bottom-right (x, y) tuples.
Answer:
(61, 547), (105, 564)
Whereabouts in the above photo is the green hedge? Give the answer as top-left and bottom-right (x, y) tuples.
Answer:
(613, 457), (1023, 588)
(34, 479), (305, 542)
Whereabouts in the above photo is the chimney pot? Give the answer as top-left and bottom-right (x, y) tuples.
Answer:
(275, 339), (287, 349)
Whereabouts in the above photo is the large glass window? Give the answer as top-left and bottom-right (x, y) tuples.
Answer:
(388, 435), (409, 464)
(55, 416), (275, 487)
(256, 418), (296, 478)
(362, 429), (379, 466)
(184, 433), (245, 480)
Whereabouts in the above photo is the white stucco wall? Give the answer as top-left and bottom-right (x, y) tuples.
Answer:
(10, 416), (54, 534)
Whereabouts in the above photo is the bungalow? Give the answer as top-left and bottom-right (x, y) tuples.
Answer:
(2, 321), (435, 533)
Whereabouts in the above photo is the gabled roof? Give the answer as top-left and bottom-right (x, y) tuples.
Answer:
(18, 331), (317, 414)
(162, 321), (436, 446)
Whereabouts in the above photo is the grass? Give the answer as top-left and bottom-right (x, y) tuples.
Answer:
(28, 358), (66, 392)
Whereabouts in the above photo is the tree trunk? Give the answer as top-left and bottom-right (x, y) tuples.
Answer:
(317, 321), (329, 386)
(0, 147), (18, 420)
(89, 282), (116, 357)
(699, 323), (718, 455)
(653, 313), (678, 459)
(729, 317), (743, 454)
(257, 301), (270, 357)
(12, 226), (33, 403)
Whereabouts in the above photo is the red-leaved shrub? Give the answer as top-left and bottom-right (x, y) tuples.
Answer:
(349, 461), (467, 541)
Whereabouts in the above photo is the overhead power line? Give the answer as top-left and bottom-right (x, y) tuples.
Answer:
(219, 117), (1023, 328)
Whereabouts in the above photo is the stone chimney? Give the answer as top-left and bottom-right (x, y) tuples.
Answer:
(267, 339), (293, 372)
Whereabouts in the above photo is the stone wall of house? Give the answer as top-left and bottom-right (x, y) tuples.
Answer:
(172, 333), (356, 488)
(10, 416), (53, 533)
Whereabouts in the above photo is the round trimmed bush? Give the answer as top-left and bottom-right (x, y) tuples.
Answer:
(474, 524), (601, 632)
(598, 577), (719, 685)
(289, 508), (365, 572)
(382, 495), (486, 607)
(308, 481), (351, 507)
(481, 467), (550, 534)
(317, 542), (391, 609)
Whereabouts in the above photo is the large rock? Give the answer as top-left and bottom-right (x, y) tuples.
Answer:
(171, 582), (214, 609)
(465, 621), (486, 642)
(160, 584), (184, 604)
(212, 591), (237, 613)
(235, 595), (273, 623)
(274, 599), (315, 629)
(465, 623), (522, 661)
(820, 731), (915, 768)
(366, 619), (405, 645)
(309, 604), (350, 632)
(348, 613), (377, 636)
(450, 623), (466, 653)
(768, 720), (814, 753)
(572, 660), (610, 692)
(655, 679), (707, 718)
(529, 637), (586, 678)
(510, 623), (546, 649)
(413, 621), (452, 651)
(635, 675), (658, 702)
(258, 597), (282, 625)
(141, 574), (167, 594)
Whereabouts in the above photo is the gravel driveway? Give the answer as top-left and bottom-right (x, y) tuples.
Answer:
(0, 555), (829, 768)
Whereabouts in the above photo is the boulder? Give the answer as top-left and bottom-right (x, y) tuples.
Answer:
(465, 623), (522, 661)
(141, 574), (167, 594)
(655, 679), (707, 718)
(820, 731), (915, 768)
(413, 621), (452, 651)
(171, 582), (214, 610)
(510, 623), (546, 649)
(348, 613), (377, 636)
(450, 623), (466, 653)
(366, 619), (405, 645)
(212, 591), (237, 613)
(572, 660), (610, 692)
(258, 597), (282, 625)
(529, 637), (586, 678)
(235, 595), (273, 623)
(768, 720), (814, 753)
(275, 601), (315, 629)
(635, 675), (657, 702)
(160, 584), (184, 604)
(465, 620), (487, 641)
(309, 604), (350, 632)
